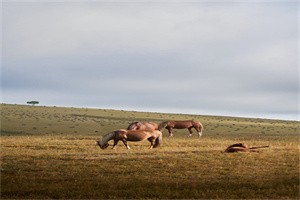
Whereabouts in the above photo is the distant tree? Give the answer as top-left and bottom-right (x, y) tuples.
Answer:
(27, 101), (39, 106)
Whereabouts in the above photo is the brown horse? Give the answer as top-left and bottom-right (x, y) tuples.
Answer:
(158, 120), (203, 137)
(97, 129), (162, 149)
(224, 143), (270, 153)
(127, 121), (158, 131)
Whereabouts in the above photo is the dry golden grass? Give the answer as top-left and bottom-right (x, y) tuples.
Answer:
(1, 104), (299, 199)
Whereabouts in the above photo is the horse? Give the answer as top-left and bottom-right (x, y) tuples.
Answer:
(224, 143), (270, 153)
(96, 129), (162, 149)
(158, 120), (203, 137)
(127, 121), (159, 131)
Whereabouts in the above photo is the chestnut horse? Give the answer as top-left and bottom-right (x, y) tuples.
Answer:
(97, 129), (162, 149)
(127, 121), (158, 131)
(224, 143), (270, 153)
(158, 120), (203, 137)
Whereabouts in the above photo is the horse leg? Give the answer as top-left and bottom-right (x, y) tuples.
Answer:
(148, 138), (155, 149)
(112, 140), (119, 149)
(122, 139), (131, 149)
(168, 128), (173, 137)
(188, 127), (193, 137)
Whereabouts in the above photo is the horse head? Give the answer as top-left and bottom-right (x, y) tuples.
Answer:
(127, 122), (139, 130)
(96, 139), (109, 149)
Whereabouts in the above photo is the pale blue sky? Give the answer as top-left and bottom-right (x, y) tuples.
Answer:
(2, 1), (299, 120)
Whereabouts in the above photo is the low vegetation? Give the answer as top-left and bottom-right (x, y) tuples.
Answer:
(1, 104), (299, 199)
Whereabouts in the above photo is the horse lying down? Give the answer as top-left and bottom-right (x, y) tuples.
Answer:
(97, 129), (162, 150)
(224, 143), (270, 153)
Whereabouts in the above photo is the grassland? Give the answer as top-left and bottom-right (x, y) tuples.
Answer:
(1, 104), (299, 199)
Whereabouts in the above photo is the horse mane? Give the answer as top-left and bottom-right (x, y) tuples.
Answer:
(158, 121), (169, 131)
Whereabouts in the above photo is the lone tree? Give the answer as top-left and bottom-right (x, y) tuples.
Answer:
(27, 101), (39, 106)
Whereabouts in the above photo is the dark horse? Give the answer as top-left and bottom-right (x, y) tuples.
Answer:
(97, 129), (162, 149)
(127, 121), (158, 131)
(158, 120), (203, 137)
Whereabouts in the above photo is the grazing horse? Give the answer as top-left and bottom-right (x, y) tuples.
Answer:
(127, 121), (158, 131)
(158, 120), (203, 137)
(96, 129), (162, 149)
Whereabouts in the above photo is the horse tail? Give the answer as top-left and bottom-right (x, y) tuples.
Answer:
(153, 131), (162, 148)
(199, 122), (204, 133)
(195, 121), (204, 136)
(158, 121), (168, 131)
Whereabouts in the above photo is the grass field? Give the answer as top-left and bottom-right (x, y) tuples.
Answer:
(1, 104), (299, 199)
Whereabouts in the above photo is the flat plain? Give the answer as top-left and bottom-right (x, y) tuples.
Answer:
(1, 104), (299, 199)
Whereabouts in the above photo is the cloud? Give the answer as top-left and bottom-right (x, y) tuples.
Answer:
(2, 1), (299, 120)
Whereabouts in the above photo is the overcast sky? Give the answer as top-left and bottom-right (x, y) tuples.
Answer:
(2, 1), (299, 120)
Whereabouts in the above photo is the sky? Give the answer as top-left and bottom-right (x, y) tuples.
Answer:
(1, 1), (299, 121)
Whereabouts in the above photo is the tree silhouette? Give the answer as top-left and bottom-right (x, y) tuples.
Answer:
(27, 101), (39, 106)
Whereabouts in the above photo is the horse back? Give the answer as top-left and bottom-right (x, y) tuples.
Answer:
(148, 122), (159, 130)
(125, 130), (161, 141)
(128, 121), (158, 131)
(172, 120), (194, 129)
